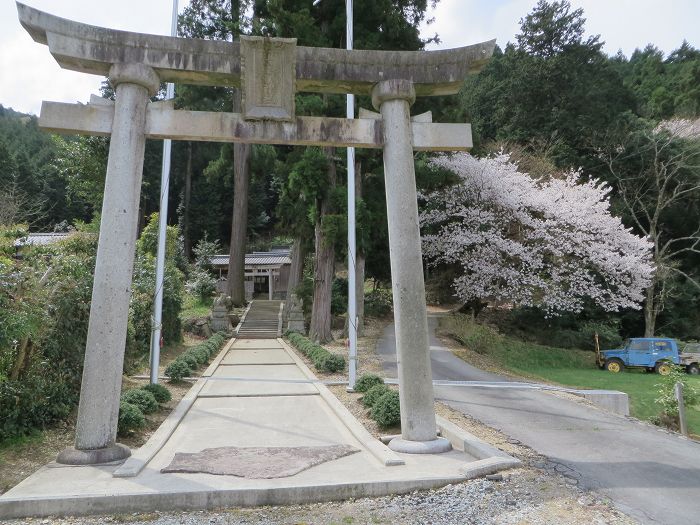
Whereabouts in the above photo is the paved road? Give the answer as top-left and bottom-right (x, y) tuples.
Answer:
(377, 317), (700, 525)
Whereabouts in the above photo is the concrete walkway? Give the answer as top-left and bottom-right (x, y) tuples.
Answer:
(377, 317), (700, 525)
(0, 337), (516, 519)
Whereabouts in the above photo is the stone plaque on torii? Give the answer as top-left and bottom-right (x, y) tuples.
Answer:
(17, 3), (494, 464)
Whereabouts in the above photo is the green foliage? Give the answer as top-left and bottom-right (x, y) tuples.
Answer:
(0, 371), (76, 441)
(364, 289), (392, 318)
(121, 389), (159, 415)
(287, 332), (346, 373)
(331, 277), (348, 315)
(179, 352), (200, 369)
(496, 308), (623, 351)
(129, 214), (185, 358)
(136, 212), (186, 270)
(192, 234), (221, 272)
(165, 360), (192, 383)
(141, 383), (172, 404)
(165, 333), (227, 382)
(354, 373), (384, 393)
(655, 365), (700, 419)
(441, 314), (594, 371)
(186, 235), (220, 302)
(186, 266), (217, 303)
(362, 384), (391, 408)
(370, 390), (401, 428)
(118, 401), (146, 435)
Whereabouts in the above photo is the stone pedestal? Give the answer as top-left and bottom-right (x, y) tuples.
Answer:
(286, 293), (306, 334)
(211, 296), (231, 332)
(372, 79), (450, 454)
(57, 63), (160, 465)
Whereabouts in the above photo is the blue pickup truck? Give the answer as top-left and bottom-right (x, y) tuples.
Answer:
(598, 338), (700, 375)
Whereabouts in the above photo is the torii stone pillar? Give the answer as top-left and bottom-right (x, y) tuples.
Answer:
(57, 63), (160, 465)
(372, 80), (451, 453)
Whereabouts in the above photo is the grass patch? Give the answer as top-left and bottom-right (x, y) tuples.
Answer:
(180, 293), (212, 319)
(441, 314), (700, 437)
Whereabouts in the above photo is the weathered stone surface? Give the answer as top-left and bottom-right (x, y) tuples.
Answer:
(286, 293), (306, 334)
(39, 102), (473, 151)
(373, 79), (438, 444)
(17, 3), (495, 97)
(241, 36), (296, 121)
(161, 444), (359, 478)
(64, 63), (157, 460)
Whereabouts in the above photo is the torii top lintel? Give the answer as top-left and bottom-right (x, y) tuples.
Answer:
(17, 2), (495, 98)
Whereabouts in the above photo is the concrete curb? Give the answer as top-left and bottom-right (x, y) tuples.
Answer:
(234, 302), (252, 335)
(278, 338), (405, 467)
(0, 476), (468, 520)
(568, 389), (630, 417)
(435, 416), (521, 477)
(113, 338), (236, 478)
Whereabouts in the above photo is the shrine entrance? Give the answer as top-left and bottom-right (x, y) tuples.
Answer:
(16, 2), (494, 465)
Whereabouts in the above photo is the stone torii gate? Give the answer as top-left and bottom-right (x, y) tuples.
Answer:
(17, 3), (494, 464)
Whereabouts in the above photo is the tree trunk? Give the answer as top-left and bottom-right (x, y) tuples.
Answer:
(285, 237), (306, 317)
(309, 147), (336, 343)
(355, 253), (365, 336)
(182, 142), (193, 259)
(644, 283), (657, 337)
(227, 88), (252, 305)
(354, 159), (364, 336)
(9, 336), (30, 381)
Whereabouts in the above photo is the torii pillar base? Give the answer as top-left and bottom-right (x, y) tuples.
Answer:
(56, 443), (131, 466)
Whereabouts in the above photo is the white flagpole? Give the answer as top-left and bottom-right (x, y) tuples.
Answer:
(150, 0), (179, 384)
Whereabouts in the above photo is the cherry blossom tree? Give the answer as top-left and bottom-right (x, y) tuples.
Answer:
(420, 152), (653, 315)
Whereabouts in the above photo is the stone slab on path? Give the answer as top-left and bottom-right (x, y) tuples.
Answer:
(0, 336), (518, 519)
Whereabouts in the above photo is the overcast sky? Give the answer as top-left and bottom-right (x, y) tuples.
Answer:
(1, 0), (698, 115)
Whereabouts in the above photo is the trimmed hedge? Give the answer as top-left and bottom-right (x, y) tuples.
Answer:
(354, 373), (384, 393)
(362, 384), (391, 408)
(164, 360), (191, 382)
(121, 389), (158, 414)
(165, 332), (228, 383)
(371, 390), (401, 428)
(141, 383), (171, 404)
(287, 333), (346, 373)
(118, 401), (145, 435)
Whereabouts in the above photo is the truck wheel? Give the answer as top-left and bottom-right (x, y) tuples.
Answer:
(687, 364), (699, 375)
(655, 362), (672, 375)
(605, 359), (624, 373)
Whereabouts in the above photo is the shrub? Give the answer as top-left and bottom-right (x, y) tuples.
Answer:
(186, 266), (217, 303)
(190, 346), (210, 365)
(179, 352), (200, 369)
(371, 390), (401, 428)
(362, 384), (391, 407)
(364, 289), (392, 318)
(121, 388), (159, 414)
(141, 383), (171, 404)
(286, 333), (345, 374)
(354, 373), (384, 393)
(331, 277), (348, 315)
(165, 360), (191, 382)
(655, 365), (699, 424)
(118, 401), (146, 435)
(320, 353), (345, 373)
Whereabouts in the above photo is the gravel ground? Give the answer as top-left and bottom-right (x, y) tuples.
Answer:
(8, 469), (635, 525)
